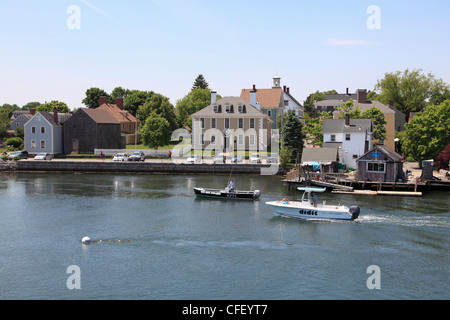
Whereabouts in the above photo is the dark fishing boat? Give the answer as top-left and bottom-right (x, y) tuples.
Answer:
(193, 187), (261, 200)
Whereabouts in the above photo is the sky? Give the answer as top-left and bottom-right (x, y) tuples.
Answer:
(1, 0), (449, 110)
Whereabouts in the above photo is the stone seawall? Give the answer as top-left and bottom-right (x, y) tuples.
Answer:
(7, 160), (278, 175)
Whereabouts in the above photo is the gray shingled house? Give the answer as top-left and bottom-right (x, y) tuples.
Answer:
(63, 108), (124, 154)
(356, 145), (404, 182)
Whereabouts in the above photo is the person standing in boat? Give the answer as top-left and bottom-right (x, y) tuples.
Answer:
(229, 179), (235, 192)
(312, 193), (318, 207)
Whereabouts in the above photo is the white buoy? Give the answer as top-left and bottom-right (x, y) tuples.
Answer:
(82, 236), (91, 244)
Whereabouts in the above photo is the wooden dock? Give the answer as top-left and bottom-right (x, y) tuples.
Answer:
(331, 190), (422, 196)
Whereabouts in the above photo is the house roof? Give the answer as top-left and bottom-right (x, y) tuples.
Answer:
(302, 147), (338, 162)
(82, 108), (121, 124)
(98, 103), (139, 123)
(38, 112), (61, 127)
(322, 118), (373, 134)
(191, 96), (271, 119)
(357, 145), (403, 162)
(240, 88), (283, 109)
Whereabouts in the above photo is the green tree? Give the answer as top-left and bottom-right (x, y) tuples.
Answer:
(124, 90), (153, 116)
(137, 93), (177, 131)
(176, 88), (218, 128)
(36, 101), (70, 113)
(335, 99), (361, 118)
(139, 112), (171, 149)
(192, 74), (209, 90)
(281, 110), (304, 161)
(279, 146), (293, 168)
(402, 100), (450, 165)
(6, 137), (23, 148)
(303, 111), (332, 147)
(375, 69), (450, 116)
(82, 87), (109, 108)
(22, 102), (41, 110)
(108, 86), (132, 104)
(303, 90), (337, 117)
(361, 107), (387, 142)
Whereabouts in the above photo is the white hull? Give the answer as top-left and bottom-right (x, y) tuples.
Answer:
(266, 200), (355, 221)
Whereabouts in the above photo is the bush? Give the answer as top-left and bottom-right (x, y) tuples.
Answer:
(6, 137), (23, 149)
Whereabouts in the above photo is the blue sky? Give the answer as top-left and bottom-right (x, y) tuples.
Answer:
(1, 0), (449, 110)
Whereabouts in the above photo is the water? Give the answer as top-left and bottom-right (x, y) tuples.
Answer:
(0, 172), (448, 300)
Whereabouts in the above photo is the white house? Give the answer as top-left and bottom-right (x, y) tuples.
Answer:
(322, 117), (373, 170)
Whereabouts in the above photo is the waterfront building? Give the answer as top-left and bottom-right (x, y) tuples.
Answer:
(356, 145), (404, 182)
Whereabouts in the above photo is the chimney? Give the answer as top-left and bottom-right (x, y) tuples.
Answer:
(211, 91), (217, 104)
(283, 85), (287, 92)
(99, 96), (108, 107)
(287, 87), (290, 94)
(53, 107), (58, 124)
(252, 84), (256, 91)
(30, 109), (36, 115)
(357, 89), (367, 103)
(116, 97), (124, 110)
(345, 114), (350, 126)
(250, 89), (259, 110)
(346, 88), (349, 95)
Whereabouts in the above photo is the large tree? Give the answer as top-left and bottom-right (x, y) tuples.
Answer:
(402, 100), (450, 165)
(192, 74), (209, 90)
(124, 90), (153, 116)
(137, 93), (177, 131)
(82, 87), (109, 108)
(281, 109), (304, 161)
(303, 89), (337, 117)
(108, 86), (132, 104)
(36, 100), (70, 113)
(375, 69), (450, 117)
(175, 88), (218, 128)
(140, 112), (171, 150)
(303, 111), (332, 147)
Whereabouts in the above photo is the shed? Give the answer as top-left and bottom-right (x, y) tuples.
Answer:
(356, 145), (403, 182)
(301, 147), (339, 173)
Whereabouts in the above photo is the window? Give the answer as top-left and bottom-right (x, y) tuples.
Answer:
(40, 140), (45, 149)
(367, 162), (385, 172)
(284, 100), (289, 107)
(31, 126), (36, 134)
(238, 105), (243, 113)
(214, 105), (218, 113)
(200, 118), (205, 129)
(249, 118), (255, 129)
(31, 140), (36, 149)
(249, 135), (255, 145)
(201, 134), (205, 145)
(40, 126), (45, 134)
(225, 105), (231, 113)
(225, 118), (230, 129)
(238, 135), (244, 145)
(330, 135), (336, 142)
(238, 118), (244, 129)
(267, 110), (272, 117)
(352, 154), (358, 159)
(346, 134), (351, 141)
(211, 118), (216, 129)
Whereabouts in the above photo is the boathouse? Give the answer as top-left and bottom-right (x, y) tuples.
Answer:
(356, 145), (403, 182)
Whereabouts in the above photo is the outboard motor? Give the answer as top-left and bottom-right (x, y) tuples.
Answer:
(349, 206), (360, 220)
(254, 190), (261, 199)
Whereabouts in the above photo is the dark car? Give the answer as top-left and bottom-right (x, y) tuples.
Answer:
(128, 151), (145, 162)
(8, 150), (29, 160)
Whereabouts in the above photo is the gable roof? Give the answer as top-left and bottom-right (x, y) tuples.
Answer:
(81, 108), (121, 124)
(302, 147), (338, 162)
(191, 96), (271, 119)
(322, 118), (373, 134)
(240, 88), (283, 109)
(356, 145), (403, 162)
(30, 112), (61, 127)
(97, 103), (139, 123)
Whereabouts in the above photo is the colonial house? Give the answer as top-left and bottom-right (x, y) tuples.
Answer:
(322, 117), (373, 170)
(97, 96), (140, 145)
(24, 109), (65, 155)
(191, 94), (272, 152)
(356, 145), (404, 182)
(315, 88), (405, 150)
(240, 76), (304, 128)
(9, 112), (33, 131)
(63, 108), (124, 154)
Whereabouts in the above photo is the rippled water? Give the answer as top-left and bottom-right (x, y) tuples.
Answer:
(0, 172), (448, 300)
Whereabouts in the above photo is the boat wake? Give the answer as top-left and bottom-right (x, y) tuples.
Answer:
(152, 239), (292, 251)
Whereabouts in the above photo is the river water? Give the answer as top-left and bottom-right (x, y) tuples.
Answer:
(0, 172), (448, 300)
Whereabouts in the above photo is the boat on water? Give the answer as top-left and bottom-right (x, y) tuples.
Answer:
(265, 187), (360, 221)
(193, 187), (261, 200)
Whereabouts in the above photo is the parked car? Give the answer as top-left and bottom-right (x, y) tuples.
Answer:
(266, 153), (279, 164)
(112, 153), (129, 161)
(34, 153), (53, 160)
(213, 154), (224, 163)
(231, 154), (243, 163)
(186, 154), (201, 164)
(249, 153), (261, 163)
(128, 151), (145, 162)
(8, 150), (29, 160)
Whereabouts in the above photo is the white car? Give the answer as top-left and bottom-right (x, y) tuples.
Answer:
(186, 154), (201, 164)
(34, 153), (53, 160)
(249, 153), (261, 163)
(112, 153), (129, 161)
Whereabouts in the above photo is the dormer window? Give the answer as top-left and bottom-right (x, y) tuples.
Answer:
(238, 105), (243, 113)
(226, 105), (231, 113)
(214, 105), (218, 113)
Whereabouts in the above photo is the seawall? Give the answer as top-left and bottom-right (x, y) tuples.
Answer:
(2, 160), (279, 175)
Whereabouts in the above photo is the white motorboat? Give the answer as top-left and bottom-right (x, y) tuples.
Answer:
(265, 187), (360, 221)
